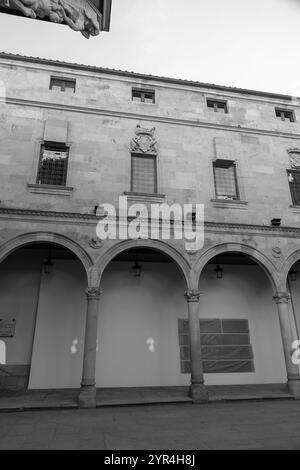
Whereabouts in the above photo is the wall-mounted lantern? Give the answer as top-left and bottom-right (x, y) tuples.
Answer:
(132, 254), (142, 278)
(214, 264), (223, 279)
(289, 267), (298, 282)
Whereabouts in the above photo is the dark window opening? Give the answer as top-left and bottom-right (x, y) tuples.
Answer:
(132, 88), (155, 104)
(213, 159), (239, 200)
(207, 99), (228, 113)
(288, 169), (300, 205)
(131, 154), (157, 194)
(275, 108), (295, 122)
(37, 143), (69, 186)
(50, 77), (76, 93)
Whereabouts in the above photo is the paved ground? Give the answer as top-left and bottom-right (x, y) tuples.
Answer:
(0, 384), (292, 410)
(0, 400), (300, 450)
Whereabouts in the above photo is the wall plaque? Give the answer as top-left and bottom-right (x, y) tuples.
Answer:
(0, 319), (16, 338)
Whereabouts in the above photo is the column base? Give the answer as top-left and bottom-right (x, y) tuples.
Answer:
(188, 383), (209, 404)
(78, 385), (97, 408)
(287, 378), (300, 399)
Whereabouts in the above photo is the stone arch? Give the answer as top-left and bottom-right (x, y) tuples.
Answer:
(0, 232), (93, 284)
(97, 239), (192, 289)
(193, 243), (279, 293)
(282, 249), (300, 290)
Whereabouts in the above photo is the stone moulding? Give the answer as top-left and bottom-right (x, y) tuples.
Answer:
(4, 96), (300, 141)
(0, 0), (111, 38)
(0, 208), (300, 237)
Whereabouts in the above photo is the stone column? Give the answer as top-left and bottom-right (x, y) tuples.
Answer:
(78, 287), (102, 408)
(184, 290), (209, 403)
(274, 292), (300, 399)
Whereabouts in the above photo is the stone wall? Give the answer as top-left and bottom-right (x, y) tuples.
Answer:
(0, 54), (299, 227)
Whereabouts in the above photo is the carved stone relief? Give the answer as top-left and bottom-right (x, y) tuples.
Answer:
(288, 149), (300, 169)
(130, 125), (158, 154)
(1, 0), (102, 38)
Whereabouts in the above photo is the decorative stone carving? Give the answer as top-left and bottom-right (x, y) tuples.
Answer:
(272, 246), (282, 259)
(288, 149), (300, 169)
(89, 237), (104, 249)
(85, 287), (102, 300)
(274, 293), (290, 305)
(184, 290), (201, 303)
(130, 125), (157, 154)
(1, 0), (102, 38)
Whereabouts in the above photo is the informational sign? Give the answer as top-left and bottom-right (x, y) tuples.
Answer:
(0, 319), (16, 338)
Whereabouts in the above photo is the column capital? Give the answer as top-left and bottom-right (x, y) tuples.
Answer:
(85, 287), (102, 300)
(274, 292), (290, 304)
(184, 290), (202, 303)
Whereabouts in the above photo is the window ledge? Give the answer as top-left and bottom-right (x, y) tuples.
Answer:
(211, 198), (248, 209)
(124, 192), (165, 203)
(27, 184), (74, 197)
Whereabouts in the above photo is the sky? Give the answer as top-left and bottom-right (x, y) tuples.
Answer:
(0, 0), (299, 95)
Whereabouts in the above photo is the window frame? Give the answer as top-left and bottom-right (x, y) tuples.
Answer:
(130, 152), (158, 195)
(131, 88), (155, 104)
(50, 76), (76, 93)
(36, 141), (70, 187)
(207, 98), (228, 114)
(213, 159), (240, 201)
(275, 108), (295, 122)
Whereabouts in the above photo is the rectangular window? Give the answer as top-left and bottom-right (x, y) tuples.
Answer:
(50, 76), (76, 93)
(207, 99), (228, 113)
(287, 169), (300, 205)
(275, 108), (295, 122)
(132, 88), (155, 104)
(131, 154), (157, 194)
(213, 159), (239, 200)
(37, 142), (69, 186)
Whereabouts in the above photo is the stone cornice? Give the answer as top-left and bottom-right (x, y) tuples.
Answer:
(4, 97), (300, 140)
(0, 207), (299, 236)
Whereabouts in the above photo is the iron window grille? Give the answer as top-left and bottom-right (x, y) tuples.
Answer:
(37, 143), (69, 186)
(131, 153), (157, 194)
(207, 99), (228, 113)
(213, 159), (239, 200)
(275, 108), (295, 122)
(132, 88), (155, 104)
(50, 76), (76, 93)
(287, 169), (300, 205)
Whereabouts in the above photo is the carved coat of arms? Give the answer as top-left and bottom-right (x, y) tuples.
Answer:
(130, 125), (158, 154)
(288, 149), (300, 169)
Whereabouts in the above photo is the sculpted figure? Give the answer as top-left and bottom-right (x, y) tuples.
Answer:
(4, 0), (102, 38)
(59, 0), (101, 38)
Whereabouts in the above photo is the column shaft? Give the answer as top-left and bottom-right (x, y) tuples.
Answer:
(78, 287), (101, 408)
(274, 292), (300, 399)
(185, 290), (209, 403)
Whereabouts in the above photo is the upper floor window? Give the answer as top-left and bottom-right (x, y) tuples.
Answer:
(37, 142), (69, 186)
(275, 108), (295, 122)
(287, 170), (300, 205)
(132, 88), (155, 104)
(213, 159), (239, 200)
(131, 154), (157, 194)
(50, 76), (76, 93)
(207, 99), (228, 113)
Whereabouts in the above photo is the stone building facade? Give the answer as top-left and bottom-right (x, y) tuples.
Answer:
(0, 52), (299, 407)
